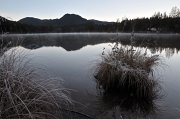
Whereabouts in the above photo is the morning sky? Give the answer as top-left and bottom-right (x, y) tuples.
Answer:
(0, 0), (180, 21)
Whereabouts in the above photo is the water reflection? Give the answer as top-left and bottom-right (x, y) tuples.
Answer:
(1, 33), (180, 119)
(148, 47), (179, 58)
(95, 77), (161, 119)
(1, 33), (121, 51)
(1, 33), (180, 53)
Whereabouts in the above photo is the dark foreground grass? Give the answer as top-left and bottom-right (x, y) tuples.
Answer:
(0, 47), (71, 119)
(95, 43), (162, 117)
(95, 43), (161, 98)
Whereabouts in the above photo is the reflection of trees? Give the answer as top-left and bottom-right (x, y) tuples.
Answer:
(165, 48), (176, 58)
(119, 34), (180, 55)
(95, 78), (161, 119)
(149, 47), (157, 54)
(148, 47), (178, 58)
(1, 33), (180, 56)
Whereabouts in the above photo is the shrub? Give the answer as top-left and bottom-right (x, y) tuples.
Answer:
(95, 43), (161, 98)
(95, 42), (162, 117)
(0, 47), (71, 119)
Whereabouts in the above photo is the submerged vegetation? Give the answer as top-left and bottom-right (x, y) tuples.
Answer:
(95, 41), (161, 116)
(0, 46), (71, 119)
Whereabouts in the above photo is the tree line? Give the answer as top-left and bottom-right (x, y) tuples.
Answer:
(1, 6), (180, 33)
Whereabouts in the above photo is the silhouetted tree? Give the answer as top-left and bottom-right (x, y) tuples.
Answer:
(169, 6), (180, 18)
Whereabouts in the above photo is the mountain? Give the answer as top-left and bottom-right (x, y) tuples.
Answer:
(4, 13), (180, 33)
(18, 17), (43, 26)
(0, 14), (116, 33)
(59, 14), (87, 26)
(18, 14), (112, 26)
(0, 16), (25, 33)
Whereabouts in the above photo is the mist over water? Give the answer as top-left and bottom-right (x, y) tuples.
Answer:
(2, 33), (180, 119)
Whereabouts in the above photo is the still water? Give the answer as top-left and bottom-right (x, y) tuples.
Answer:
(2, 33), (180, 119)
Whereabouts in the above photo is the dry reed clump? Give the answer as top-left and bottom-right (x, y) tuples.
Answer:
(95, 43), (161, 98)
(0, 47), (71, 119)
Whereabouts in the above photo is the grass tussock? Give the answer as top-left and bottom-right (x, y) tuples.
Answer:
(0, 47), (71, 119)
(95, 43), (161, 98)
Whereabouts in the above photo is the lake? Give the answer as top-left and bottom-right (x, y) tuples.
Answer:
(1, 33), (180, 119)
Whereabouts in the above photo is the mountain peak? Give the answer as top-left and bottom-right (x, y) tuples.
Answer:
(62, 13), (83, 17)
(59, 13), (87, 25)
(18, 13), (112, 26)
(61, 13), (87, 21)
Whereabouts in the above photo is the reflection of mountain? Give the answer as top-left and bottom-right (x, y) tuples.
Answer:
(1, 33), (180, 53)
(1, 33), (123, 51)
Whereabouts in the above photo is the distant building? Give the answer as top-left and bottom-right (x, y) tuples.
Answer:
(147, 28), (160, 33)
